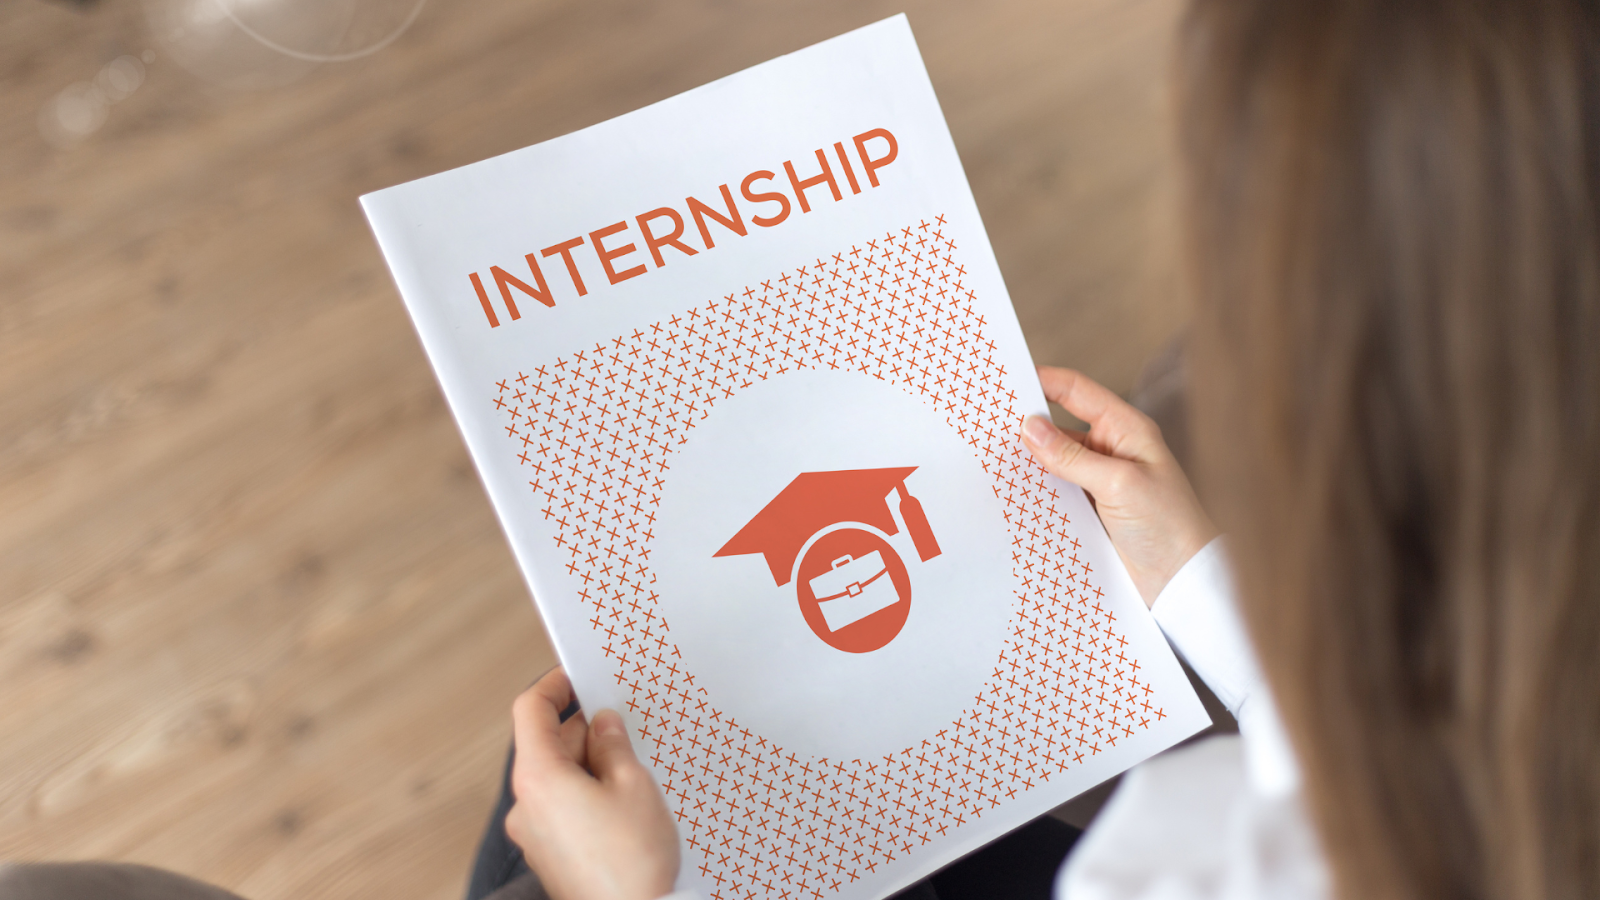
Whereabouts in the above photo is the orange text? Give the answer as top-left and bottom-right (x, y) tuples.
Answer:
(467, 127), (901, 327)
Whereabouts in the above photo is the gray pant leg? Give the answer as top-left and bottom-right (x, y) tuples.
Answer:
(0, 862), (248, 900)
(482, 871), (549, 900)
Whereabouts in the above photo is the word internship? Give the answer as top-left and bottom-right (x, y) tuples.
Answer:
(467, 127), (901, 328)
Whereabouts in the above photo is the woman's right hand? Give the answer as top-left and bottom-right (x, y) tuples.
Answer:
(1019, 366), (1217, 607)
(504, 667), (680, 900)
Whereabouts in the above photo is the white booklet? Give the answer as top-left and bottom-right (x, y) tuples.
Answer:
(362, 15), (1208, 900)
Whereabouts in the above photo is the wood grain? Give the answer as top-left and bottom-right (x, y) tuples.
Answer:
(0, 0), (1184, 897)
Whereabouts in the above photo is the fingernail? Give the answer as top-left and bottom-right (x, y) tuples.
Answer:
(1022, 415), (1058, 446)
(593, 709), (625, 737)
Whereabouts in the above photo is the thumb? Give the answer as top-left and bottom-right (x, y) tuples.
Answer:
(585, 709), (644, 783)
(1021, 414), (1126, 496)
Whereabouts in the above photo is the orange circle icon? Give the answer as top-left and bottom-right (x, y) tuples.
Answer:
(794, 528), (911, 653)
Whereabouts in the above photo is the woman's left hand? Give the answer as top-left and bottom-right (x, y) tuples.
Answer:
(505, 667), (680, 900)
(1020, 366), (1218, 606)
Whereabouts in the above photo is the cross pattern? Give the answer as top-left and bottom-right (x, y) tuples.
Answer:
(491, 215), (1166, 900)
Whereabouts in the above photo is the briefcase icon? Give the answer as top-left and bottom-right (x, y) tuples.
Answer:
(808, 551), (902, 632)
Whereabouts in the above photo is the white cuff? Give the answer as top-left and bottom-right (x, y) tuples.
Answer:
(656, 890), (704, 900)
(1151, 538), (1299, 795)
(1151, 538), (1260, 716)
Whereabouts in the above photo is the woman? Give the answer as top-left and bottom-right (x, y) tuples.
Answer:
(496, 1), (1600, 899)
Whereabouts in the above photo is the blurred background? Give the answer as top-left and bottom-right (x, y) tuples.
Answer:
(0, 0), (1184, 897)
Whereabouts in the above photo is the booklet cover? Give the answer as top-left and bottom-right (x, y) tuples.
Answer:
(362, 15), (1208, 900)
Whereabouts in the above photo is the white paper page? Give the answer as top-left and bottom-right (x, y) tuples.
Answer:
(362, 16), (1209, 900)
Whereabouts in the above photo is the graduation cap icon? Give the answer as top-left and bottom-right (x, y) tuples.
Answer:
(715, 467), (941, 653)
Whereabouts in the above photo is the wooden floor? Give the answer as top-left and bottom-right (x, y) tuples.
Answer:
(0, 0), (1184, 897)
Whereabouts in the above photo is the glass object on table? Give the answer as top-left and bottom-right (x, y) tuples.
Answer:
(142, 0), (426, 89)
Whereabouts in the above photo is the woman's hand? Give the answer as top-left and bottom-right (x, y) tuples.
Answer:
(1020, 366), (1217, 607)
(505, 667), (680, 900)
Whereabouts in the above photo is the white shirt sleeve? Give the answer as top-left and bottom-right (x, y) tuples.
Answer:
(1054, 540), (1329, 900)
(1055, 736), (1329, 900)
(1150, 538), (1299, 796)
